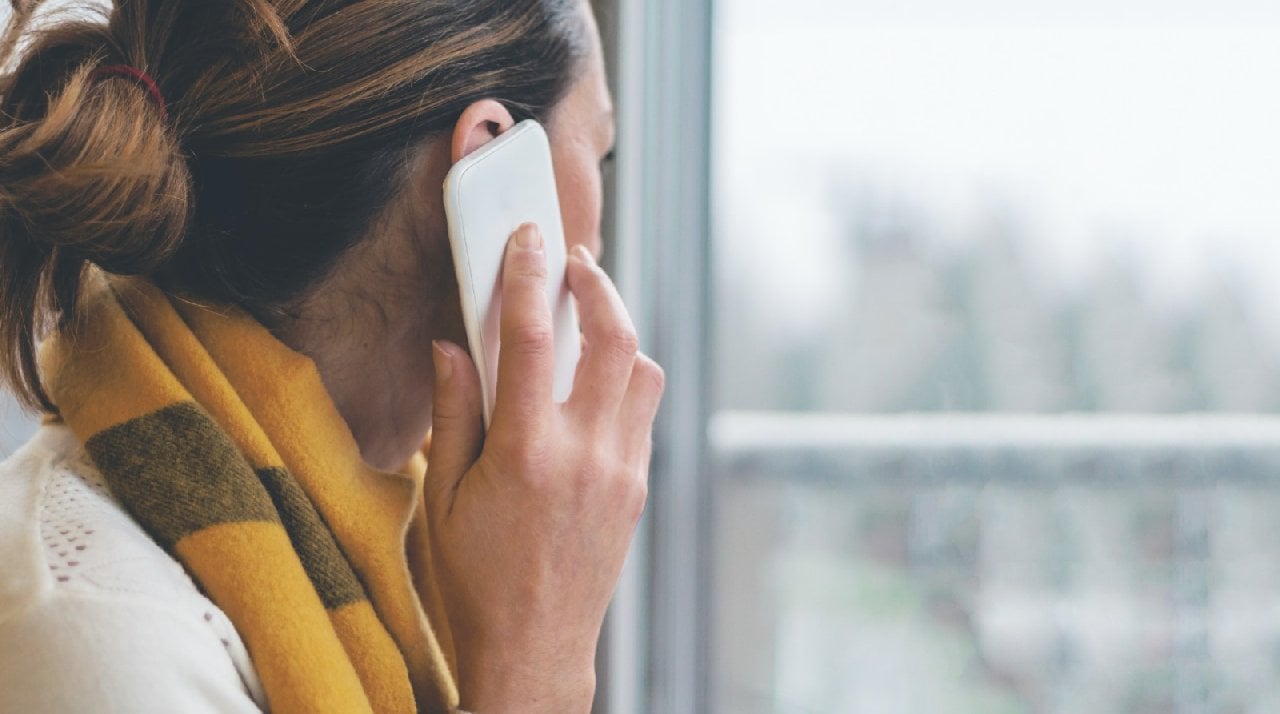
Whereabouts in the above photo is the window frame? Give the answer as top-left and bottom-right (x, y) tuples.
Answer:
(594, 0), (716, 712)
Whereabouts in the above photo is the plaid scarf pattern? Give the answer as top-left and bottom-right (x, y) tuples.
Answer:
(39, 274), (459, 713)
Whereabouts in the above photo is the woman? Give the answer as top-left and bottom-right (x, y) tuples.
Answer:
(0, 0), (663, 712)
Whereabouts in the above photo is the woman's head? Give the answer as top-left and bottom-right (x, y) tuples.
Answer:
(0, 0), (598, 412)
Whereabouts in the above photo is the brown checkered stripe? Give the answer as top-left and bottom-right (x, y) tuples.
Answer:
(39, 276), (451, 713)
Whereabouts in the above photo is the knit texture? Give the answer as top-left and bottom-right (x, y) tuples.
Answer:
(38, 274), (459, 713)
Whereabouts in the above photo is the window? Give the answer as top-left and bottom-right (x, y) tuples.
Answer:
(699, 1), (1280, 713)
(0, 394), (33, 455)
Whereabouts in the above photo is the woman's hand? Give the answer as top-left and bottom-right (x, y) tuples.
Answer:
(424, 223), (664, 713)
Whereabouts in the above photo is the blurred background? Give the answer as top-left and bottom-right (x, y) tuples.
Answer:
(716, 1), (1280, 414)
(708, 1), (1280, 712)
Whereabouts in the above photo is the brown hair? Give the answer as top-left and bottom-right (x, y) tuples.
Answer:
(0, 0), (587, 411)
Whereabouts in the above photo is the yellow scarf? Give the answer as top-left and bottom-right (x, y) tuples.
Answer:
(39, 273), (459, 713)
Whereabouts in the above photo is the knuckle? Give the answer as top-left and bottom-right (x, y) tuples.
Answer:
(600, 325), (639, 362)
(573, 446), (611, 484)
(506, 322), (554, 357)
(574, 459), (610, 491)
(432, 401), (466, 426)
(570, 445), (622, 491)
(492, 434), (553, 483)
(509, 247), (549, 281)
(432, 394), (478, 431)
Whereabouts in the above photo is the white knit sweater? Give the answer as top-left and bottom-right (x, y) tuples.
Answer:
(0, 424), (267, 712)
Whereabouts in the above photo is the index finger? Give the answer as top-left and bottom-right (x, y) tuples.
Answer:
(490, 223), (555, 437)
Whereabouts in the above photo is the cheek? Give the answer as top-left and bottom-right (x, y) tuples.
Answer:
(553, 152), (604, 258)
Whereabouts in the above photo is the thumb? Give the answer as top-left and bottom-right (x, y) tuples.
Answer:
(425, 340), (485, 521)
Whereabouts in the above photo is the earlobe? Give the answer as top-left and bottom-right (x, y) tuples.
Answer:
(451, 100), (517, 163)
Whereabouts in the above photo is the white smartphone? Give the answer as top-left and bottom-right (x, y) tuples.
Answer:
(443, 119), (581, 429)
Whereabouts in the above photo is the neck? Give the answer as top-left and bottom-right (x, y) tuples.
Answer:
(288, 311), (437, 472)
(276, 234), (453, 472)
(274, 138), (461, 472)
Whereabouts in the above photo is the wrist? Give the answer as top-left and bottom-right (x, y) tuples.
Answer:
(457, 648), (596, 714)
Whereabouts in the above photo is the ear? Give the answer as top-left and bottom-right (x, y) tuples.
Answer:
(451, 99), (517, 163)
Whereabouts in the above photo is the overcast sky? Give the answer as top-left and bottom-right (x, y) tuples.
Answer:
(715, 7), (1280, 338)
(723, 0), (1280, 28)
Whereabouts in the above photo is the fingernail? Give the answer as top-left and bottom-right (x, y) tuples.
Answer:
(515, 224), (544, 251)
(573, 244), (595, 264)
(432, 340), (454, 382)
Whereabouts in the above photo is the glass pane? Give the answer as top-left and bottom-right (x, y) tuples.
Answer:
(711, 420), (1280, 714)
(710, 3), (1280, 714)
(713, 1), (1280, 413)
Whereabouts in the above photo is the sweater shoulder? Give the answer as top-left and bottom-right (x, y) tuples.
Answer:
(0, 424), (266, 710)
(0, 424), (200, 614)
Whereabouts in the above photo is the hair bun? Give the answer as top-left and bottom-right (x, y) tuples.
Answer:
(0, 57), (192, 410)
(0, 63), (191, 276)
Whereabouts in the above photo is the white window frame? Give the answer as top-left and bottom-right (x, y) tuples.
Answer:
(594, 0), (715, 712)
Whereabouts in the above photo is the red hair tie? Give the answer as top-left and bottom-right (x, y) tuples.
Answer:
(91, 65), (169, 122)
